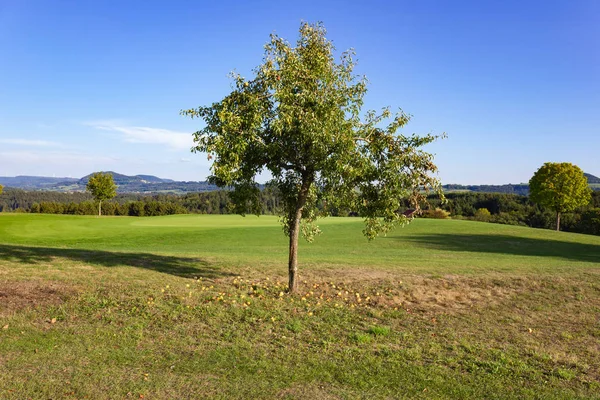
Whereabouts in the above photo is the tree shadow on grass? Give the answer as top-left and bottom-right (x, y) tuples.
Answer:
(396, 234), (600, 264)
(0, 244), (234, 279)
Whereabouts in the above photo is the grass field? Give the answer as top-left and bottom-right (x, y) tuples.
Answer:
(1, 214), (599, 399)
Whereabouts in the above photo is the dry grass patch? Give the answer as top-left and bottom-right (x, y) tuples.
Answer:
(277, 272), (522, 313)
(276, 382), (344, 399)
(0, 280), (77, 317)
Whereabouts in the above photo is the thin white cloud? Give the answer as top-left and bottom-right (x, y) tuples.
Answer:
(0, 150), (117, 165)
(0, 138), (64, 147)
(0, 150), (122, 177)
(88, 121), (193, 151)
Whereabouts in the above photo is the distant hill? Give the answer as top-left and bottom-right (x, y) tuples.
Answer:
(585, 173), (600, 184)
(0, 172), (217, 194)
(135, 174), (174, 183)
(78, 171), (174, 185)
(442, 172), (599, 195)
(442, 183), (530, 195)
(0, 176), (78, 189)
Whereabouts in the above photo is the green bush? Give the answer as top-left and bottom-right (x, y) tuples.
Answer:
(473, 208), (491, 222)
(421, 208), (450, 219)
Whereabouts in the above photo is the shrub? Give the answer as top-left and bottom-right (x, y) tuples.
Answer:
(473, 208), (491, 222)
(421, 208), (450, 219)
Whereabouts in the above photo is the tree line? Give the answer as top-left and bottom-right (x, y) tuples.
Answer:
(423, 191), (600, 235)
(0, 188), (280, 216)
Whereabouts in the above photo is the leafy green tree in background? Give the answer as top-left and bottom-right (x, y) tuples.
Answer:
(0, 184), (3, 195)
(529, 162), (591, 231)
(183, 22), (443, 292)
(474, 208), (491, 222)
(86, 172), (117, 216)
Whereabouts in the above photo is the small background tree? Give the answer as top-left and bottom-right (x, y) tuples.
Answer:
(0, 184), (3, 195)
(529, 162), (591, 231)
(183, 22), (443, 292)
(86, 172), (117, 216)
(474, 208), (491, 222)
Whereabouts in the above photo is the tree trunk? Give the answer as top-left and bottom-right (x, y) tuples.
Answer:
(556, 211), (561, 231)
(287, 177), (312, 293)
(98, 201), (102, 217)
(288, 208), (302, 293)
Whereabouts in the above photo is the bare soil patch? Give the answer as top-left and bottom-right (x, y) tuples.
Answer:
(0, 280), (77, 316)
(397, 275), (522, 312)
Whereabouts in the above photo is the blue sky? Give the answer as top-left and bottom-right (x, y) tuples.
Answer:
(0, 0), (598, 184)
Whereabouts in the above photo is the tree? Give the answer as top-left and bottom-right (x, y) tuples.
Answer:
(529, 162), (591, 231)
(86, 172), (117, 216)
(0, 184), (3, 195)
(182, 22), (443, 292)
(474, 208), (491, 222)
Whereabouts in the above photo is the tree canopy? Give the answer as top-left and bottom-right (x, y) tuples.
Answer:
(86, 172), (117, 216)
(529, 162), (591, 231)
(183, 22), (443, 292)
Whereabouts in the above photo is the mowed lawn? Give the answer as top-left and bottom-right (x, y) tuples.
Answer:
(1, 213), (599, 399)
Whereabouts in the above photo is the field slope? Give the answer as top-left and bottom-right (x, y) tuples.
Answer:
(1, 214), (599, 399)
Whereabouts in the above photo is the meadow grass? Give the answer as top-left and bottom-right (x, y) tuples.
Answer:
(1, 213), (599, 399)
